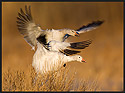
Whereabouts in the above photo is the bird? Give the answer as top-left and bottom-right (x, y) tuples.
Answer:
(33, 38), (92, 74)
(17, 5), (104, 51)
(32, 42), (86, 74)
(31, 40), (92, 74)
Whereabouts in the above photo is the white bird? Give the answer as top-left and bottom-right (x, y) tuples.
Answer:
(31, 39), (92, 74)
(17, 5), (104, 50)
(32, 42), (86, 74)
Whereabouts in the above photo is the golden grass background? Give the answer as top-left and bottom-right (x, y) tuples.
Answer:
(3, 65), (100, 91)
(2, 2), (123, 91)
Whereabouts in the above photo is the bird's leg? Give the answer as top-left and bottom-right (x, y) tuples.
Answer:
(63, 34), (70, 42)
(42, 43), (50, 50)
(63, 64), (66, 67)
(47, 41), (52, 48)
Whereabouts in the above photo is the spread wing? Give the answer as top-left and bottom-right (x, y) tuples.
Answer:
(48, 40), (92, 56)
(70, 40), (92, 49)
(62, 21), (104, 42)
(59, 49), (81, 56)
(76, 20), (104, 34)
(62, 40), (92, 56)
(17, 5), (44, 50)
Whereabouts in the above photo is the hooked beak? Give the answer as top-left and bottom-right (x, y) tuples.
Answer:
(75, 32), (79, 36)
(81, 58), (86, 63)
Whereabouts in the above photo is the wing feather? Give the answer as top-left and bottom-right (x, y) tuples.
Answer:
(17, 5), (44, 49)
(59, 49), (81, 56)
(70, 40), (92, 49)
(76, 20), (104, 34)
(47, 40), (92, 55)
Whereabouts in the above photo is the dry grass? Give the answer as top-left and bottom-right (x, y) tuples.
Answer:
(2, 65), (100, 92)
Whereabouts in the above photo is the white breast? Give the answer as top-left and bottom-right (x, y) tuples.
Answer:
(32, 43), (66, 74)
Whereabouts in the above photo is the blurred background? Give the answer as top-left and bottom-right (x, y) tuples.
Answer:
(2, 2), (123, 91)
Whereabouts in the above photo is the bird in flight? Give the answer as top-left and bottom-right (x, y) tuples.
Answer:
(17, 5), (104, 51)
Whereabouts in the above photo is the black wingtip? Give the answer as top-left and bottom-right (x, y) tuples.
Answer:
(76, 20), (104, 31)
(70, 39), (92, 49)
(60, 49), (81, 56)
(94, 20), (104, 25)
(89, 20), (104, 27)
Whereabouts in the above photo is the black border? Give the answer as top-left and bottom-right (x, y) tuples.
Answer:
(123, 1), (125, 92)
(1, 0), (124, 92)
(1, 0), (124, 2)
(0, 1), (2, 93)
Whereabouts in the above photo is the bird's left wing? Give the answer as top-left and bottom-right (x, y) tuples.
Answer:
(17, 5), (45, 50)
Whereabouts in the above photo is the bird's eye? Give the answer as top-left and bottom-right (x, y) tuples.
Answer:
(79, 57), (80, 58)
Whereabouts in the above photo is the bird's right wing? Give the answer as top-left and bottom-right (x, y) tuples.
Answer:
(17, 5), (44, 50)
(59, 49), (81, 56)
(62, 21), (104, 42)
(47, 40), (92, 56)
(70, 40), (92, 49)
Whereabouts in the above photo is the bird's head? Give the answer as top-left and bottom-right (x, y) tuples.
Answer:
(66, 30), (79, 37)
(74, 55), (86, 63)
